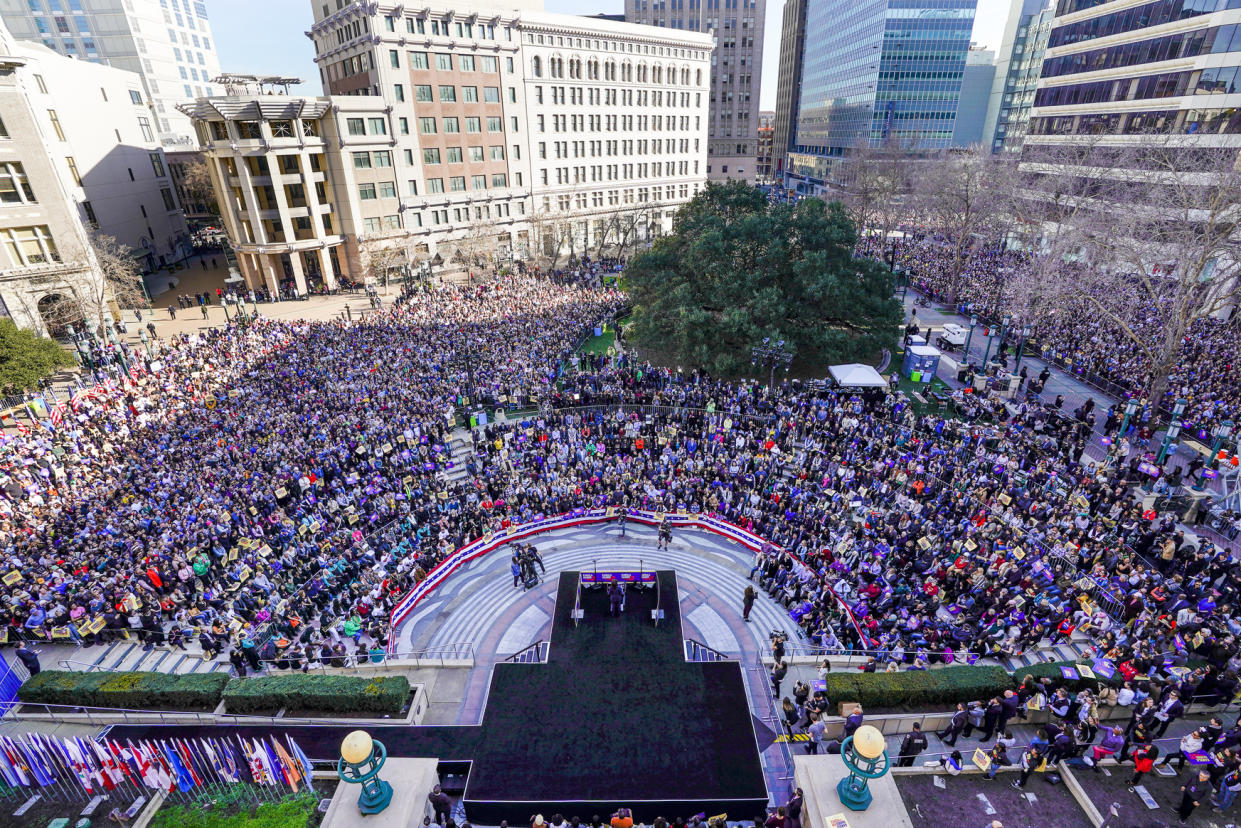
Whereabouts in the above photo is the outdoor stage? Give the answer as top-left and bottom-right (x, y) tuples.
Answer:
(108, 570), (770, 824)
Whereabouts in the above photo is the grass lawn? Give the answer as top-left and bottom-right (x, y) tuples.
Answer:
(578, 327), (615, 355)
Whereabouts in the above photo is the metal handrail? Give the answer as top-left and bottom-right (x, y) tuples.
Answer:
(56, 659), (106, 672)
(503, 641), (547, 663)
(684, 639), (734, 662)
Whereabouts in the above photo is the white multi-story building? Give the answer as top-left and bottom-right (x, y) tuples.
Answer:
(0, 0), (222, 143)
(12, 36), (189, 272)
(520, 10), (712, 254)
(0, 23), (102, 336)
(299, 0), (710, 269)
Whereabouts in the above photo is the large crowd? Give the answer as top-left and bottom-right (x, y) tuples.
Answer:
(859, 236), (1241, 432)
(0, 269), (1237, 699)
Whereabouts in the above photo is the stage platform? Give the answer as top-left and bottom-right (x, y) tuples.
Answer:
(108, 571), (769, 824)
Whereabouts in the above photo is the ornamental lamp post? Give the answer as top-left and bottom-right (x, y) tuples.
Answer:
(1119, 398), (1141, 440)
(964, 313), (978, 366)
(1014, 324), (1032, 371)
(835, 724), (890, 811)
(336, 730), (392, 815)
(751, 337), (795, 388)
(1196, 419), (1235, 491)
(138, 327), (152, 358)
(221, 296), (232, 324)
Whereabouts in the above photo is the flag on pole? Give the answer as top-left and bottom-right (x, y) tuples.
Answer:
(91, 739), (122, 789)
(162, 742), (194, 792)
(76, 737), (110, 790)
(0, 741), (20, 788)
(272, 739), (301, 792)
(286, 736), (315, 781)
(261, 738), (287, 787)
(140, 742), (173, 793)
(17, 738), (53, 787)
(175, 740), (202, 787)
(62, 738), (92, 793)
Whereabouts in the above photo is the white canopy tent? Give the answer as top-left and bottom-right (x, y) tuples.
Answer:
(828, 363), (888, 388)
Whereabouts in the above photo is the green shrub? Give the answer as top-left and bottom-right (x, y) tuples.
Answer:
(822, 666), (1011, 709)
(222, 674), (409, 715)
(17, 670), (228, 710)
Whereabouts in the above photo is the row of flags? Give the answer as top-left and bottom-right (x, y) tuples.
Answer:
(0, 732), (315, 796)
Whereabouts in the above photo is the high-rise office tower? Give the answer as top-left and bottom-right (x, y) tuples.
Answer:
(624, 0), (765, 182)
(1025, 0), (1241, 154)
(983, 0), (1053, 153)
(0, 0), (222, 144)
(770, 0), (806, 180)
(786, 0), (977, 189)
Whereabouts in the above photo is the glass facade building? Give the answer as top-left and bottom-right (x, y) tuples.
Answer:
(1024, 0), (1241, 143)
(788, 0), (976, 182)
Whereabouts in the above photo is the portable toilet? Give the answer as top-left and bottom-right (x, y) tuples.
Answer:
(902, 345), (942, 383)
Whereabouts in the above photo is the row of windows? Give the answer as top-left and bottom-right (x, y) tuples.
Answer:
(537, 138), (696, 158)
(537, 162), (696, 186)
(1027, 106), (1241, 135)
(410, 84), (503, 104)
(536, 114), (696, 133)
(419, 146), (507, 164)
(405, 52), (502, 74)
(533, 86), (698, 110)
(1035, 65), (1241, 106)
(1041, 25), (1241, 78)
(382, 15), (503, 41)
(2, 225), (60, 267)
(538, 183), (694, 214)
(417, 116), (505, 134)
(530, 56), (700, 87)
(419, 174), (509, 194)
(1048, 0), (1238, 49)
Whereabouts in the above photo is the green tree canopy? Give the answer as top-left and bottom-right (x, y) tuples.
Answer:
(621, 181), (903, 377)
(0, 318), (74, 395)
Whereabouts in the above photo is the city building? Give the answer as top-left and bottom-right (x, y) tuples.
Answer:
(179, 77), (392, 295)
(624, 0), (764, 182)
(770, 0), (807, 182)
(786, 0), (978, 191)
(10, 36), (189, 273)
(1024, 0), (1241, 153)
(952, 46), (996, 147)
(0, 23), (102, 336)
(177, 1), (711, 295)
(167, 148), (216, 223)
(0, 0), (223, 144)
(756, 110), (774, 181)
(982, 0), (1053, 154)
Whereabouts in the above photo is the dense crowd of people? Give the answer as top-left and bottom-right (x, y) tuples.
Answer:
(0, 269), (1236, 699)
(858, 236), (1241, 432)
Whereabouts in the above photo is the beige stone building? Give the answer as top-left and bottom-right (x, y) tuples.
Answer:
(0, 24), (101, 336)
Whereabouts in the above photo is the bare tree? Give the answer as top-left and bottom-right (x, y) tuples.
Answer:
(836, 138), (916, 259)
(359, 239), (408, 291)
(182, 161), (219, 215)
(1047, 137), (1241, 407)
(911, 147), (1007, 303)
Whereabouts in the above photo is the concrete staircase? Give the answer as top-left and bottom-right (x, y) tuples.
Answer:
(46, 638), (232, 677)
(443, 428), (476, 484)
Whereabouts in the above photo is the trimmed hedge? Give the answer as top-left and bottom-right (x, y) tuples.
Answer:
(222, 674), (410, 715)
(822, 666), (1012, 709)
(18, 670), (229, 710)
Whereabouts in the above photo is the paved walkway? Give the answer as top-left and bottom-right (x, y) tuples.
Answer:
(904, 293), (1230, 508)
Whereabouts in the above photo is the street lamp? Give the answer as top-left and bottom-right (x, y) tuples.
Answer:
(138, 327), (152, 358)
(1118, 398), (1141, 439)
(983, 313), (1010, 367)
(1014, 324), (1032, 371)
(104, 321), (130, 377)
(1197, 419), (1235, 491)
(751, 337), (795, 387)
(964, 312), (978, 366)
(221, 296), (232, 324)
(1147, 397), (1189, 492)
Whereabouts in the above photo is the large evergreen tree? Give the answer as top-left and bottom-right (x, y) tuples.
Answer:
(622, 182), (902, 376)
(0, 319), (73, 395)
